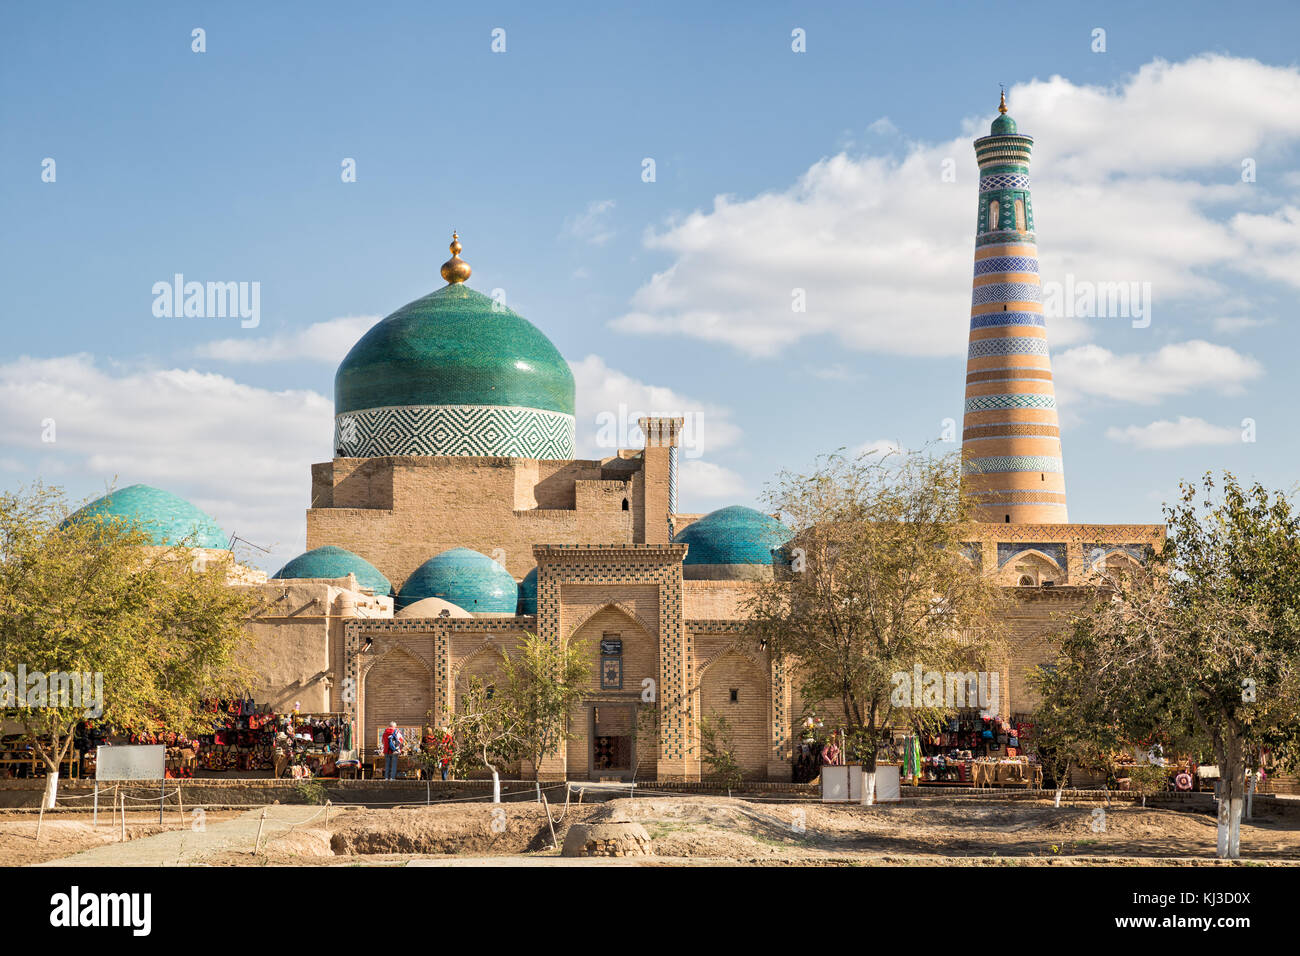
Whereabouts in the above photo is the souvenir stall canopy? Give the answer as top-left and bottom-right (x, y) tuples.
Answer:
(891, 711), (1043, 788)
(74, 698), (356, 779)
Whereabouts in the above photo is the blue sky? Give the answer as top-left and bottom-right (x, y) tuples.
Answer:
(3, 0), (1299, 573)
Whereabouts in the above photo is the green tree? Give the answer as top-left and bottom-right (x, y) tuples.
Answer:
(1125, 763), (1170, 808)
(498, 633), (591, 793)
(1046, 473), (1300, 858)
(0, 484), (254, 807)
(1031, 662), (1125, 806)
(449, 675), (522, 803)
(744, 449), (1007, 795)
(698, 712), (744, 790)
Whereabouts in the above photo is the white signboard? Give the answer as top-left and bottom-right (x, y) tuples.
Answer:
(820, 765), (863, 802)
(95, 745), (165, 781)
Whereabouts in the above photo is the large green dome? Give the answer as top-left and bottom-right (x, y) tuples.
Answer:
(62, 484), (228, 550)
(333, 258), (576, 459)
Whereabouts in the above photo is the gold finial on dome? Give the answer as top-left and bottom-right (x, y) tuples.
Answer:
(998, 87), (1008, 114)
(440, 231), (472, 284)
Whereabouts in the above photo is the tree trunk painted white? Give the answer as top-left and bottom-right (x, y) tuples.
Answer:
(1228, 797), (1243, 859)
(491, 769), (501, 804)
(862, 771), (876, 806)
(1053, 787), (1063, 808)
(1215, 740), (1246, 860)
(535, 780), (542, 803)
(1246, 772), (1256, 820)
(42, 768), (59, 810)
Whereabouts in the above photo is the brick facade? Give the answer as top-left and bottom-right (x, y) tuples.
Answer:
(243, 408), (1167, 783)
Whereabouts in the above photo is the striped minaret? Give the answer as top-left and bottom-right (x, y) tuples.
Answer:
(962, 92), (1068, 523)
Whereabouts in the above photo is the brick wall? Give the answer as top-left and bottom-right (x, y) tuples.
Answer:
(363, 647), (432, 739)
(698, 651), (770, 777)
(307, 455), (662, 587)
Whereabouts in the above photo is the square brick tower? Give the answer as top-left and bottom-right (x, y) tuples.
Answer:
(962, 92), (1068, 523)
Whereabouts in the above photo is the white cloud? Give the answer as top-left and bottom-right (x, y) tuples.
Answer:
(1106, 416), (1242, 449)
(677, 459), (748, 504)
(1052, 340), (1263, 405)
(561, 199), (617, 246)
(0, 354), (331, 573)
(854, 438), (904, 458)
(611, 54), (1300, 359)
(1229, 205), (1300, 285)
(195, 315), (378, 364)
(805, 363), (863, 381)
(569, 354), (742, 459)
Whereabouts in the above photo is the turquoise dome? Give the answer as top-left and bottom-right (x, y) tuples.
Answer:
(333, 278), (576, 460)
(272, 545), (392, 597)
(990, 112), (1017, 135)
(62, 484), (227, 550)
(398, 547), (519, 614)
(518, 567), (538, 615)
(673, 506), (792, 580)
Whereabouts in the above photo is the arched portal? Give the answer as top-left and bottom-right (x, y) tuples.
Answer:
(362, 646), (432, 754)
(565, 604), (658, 780)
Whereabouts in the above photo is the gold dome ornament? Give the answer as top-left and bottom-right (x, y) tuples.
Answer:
(440, 232), (472, 284)
(998, 87), (1008, 114)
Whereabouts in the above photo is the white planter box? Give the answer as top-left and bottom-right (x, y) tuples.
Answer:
(821, 765), (863, 802)
(871, 764), (901, 803)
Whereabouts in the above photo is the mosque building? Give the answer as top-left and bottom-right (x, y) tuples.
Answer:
(68, 101), (1165, 782)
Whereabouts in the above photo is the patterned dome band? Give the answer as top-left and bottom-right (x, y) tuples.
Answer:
(335, 404), (576, 459)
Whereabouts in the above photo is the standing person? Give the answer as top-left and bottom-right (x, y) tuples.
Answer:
(437, 726), (454, 780)
(381, 721), (404, 780)
(273, 731), (293, 779)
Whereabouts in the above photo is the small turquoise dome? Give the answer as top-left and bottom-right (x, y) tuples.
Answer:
(990, 112), (1017, 135)
(272, 545), (392, 597)
(398, 547), (518, 614)
(673, 506), (793, 580)
(518, 568), (538, 615)
(62, 484), (227, 549)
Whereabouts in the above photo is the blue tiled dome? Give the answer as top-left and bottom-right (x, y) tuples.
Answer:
(62, 484), (227, 550)
(518, 567), (538, 615)
(272, 545), (393, 597)
(990, 112), (1017, 135)
(673, 505), (792, 580)
(398, 548), (518, 614)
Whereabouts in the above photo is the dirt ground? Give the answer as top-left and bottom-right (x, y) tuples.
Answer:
(7, 797), (1299, 866)
(0, 809), (245, 866)
(220, 796), (1300, 866)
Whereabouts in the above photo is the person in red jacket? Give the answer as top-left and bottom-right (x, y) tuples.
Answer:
(381, 722), (404, 780)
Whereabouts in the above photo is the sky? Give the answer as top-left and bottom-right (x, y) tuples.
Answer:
(2, 0), (1299, 574)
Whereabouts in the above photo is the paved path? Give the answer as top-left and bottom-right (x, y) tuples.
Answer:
(35, 805), (331, 867)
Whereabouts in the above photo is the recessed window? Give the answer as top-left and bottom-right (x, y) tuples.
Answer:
(1004, 514), (1011, 523)
(729, 688), (739, 703)
(621, 498), (629, 510)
